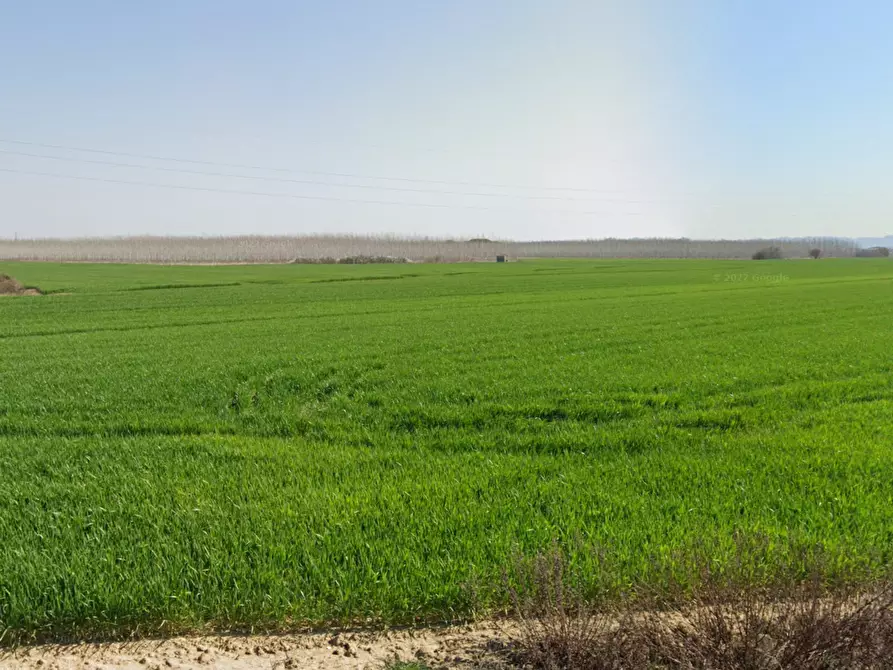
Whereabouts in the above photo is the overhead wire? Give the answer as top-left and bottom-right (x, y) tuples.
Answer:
(0, 149), (668, 204)
(0, 137), (641, 194)
(0, 167), (649, 216)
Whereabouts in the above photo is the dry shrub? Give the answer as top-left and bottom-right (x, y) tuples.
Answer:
(505, 547), (893, 670)
(0, 274), (41, 296)
(505, 548), (648, 669)
(644, 579), (893, 669)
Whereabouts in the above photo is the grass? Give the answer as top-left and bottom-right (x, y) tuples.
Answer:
(0, 258), (892, 643)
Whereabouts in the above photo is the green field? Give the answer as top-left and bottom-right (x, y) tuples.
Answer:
(1, 258), (892, 641)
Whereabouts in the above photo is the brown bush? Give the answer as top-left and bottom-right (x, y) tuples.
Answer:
(643, 580), (893, 670)
(505, 548), (648, 669)
(0, 274), (41, 296)
(504, 547), (893, 670)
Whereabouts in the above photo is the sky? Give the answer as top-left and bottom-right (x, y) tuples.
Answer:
(1, 0), (892, 241)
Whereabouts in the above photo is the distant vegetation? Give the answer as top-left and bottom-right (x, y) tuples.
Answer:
(0, 235), (860, 264)
(855, 246), (891, 258)
(289, 255), (409, 264)
(752, 246), (784, 260)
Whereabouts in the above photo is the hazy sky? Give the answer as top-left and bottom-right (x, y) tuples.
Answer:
(1, 1), (892, 241)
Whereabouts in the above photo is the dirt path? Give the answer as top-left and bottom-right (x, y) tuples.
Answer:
(0, 623), (512, 670)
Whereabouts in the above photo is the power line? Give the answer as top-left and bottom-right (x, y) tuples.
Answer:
(0, 138), (635, 194)
(0, 149), (665, 204)
(0, 167), (649, 216)
(247, 134), (630, 162)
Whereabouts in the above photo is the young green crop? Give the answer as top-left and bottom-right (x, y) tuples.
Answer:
(1, 258), (892, 641)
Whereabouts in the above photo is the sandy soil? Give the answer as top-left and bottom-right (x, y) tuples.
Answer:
(0, 623), (514, 670)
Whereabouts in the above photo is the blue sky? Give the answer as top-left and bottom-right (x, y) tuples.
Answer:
(1, 1), (891, 240)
